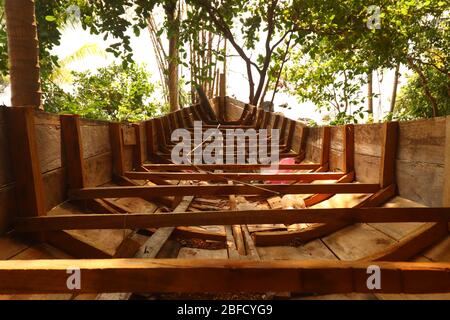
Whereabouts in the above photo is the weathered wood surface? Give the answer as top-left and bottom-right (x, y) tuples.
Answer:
(15, 207), (450, 232)
(0, 259), (450, 294)
(69, 183), (380, 200)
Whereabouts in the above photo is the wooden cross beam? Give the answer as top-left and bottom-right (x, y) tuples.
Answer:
(0, 259), (449, 294)
(124, 171), (346, 182)
(142, 163), (320, 171)
(14, 207), (450, 232)
(68, 183), (380, 199)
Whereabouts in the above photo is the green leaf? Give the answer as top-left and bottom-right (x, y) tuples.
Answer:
(45, 16), (57, 22)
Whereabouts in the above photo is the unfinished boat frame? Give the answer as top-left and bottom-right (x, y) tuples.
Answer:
(2, 92), (450, 297)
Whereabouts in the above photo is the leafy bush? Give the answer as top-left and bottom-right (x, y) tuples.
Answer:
(43, 63), (167, 121)
(396, 67), (450, 119)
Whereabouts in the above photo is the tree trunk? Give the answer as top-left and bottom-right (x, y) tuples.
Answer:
(147, 15), (168, 105)
(390, 63), (400, 113)
(5, 0), (42, 109)
(367, 70), (373, 115)
(165, 2), (179, 112)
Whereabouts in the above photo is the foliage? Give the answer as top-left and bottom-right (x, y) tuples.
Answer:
(50, 43), (107, 85)
(282, 0), (450, 123)
(284, 46), (368, 117)
(0, 4), (7, 77)
(396, 67), (450, 119)
(44, 63), (166, 121)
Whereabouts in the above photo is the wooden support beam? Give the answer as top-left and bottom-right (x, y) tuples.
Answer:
(60, 115), (85, 189)
(132, 124), (143, 169)
(182, 107), (194, 128)
(14, 207), (450, 232)
(320, 126), (331, 168)
(284, 119), (296, 150)
(0, 259), (450, 294)
(124, 171), (346, 182)
(343, 124), (355, 173)
(263, 111), (271, 129)
(132, 195), (194, 259)
(228, 181), (246, 256)
(145, 120), (157, 159)
(255, 109), (265, 129)
(356, 184), (397, 208)
(109, 123), (125, 177)
(114, 175), (173, 208)
(6, 107), (46, 218)
(143, 163), (320, 171)
(362, 222), (448, 262)
(219, 73), (226, 122)
(304, 172), (355, 207)
(69, 183), (380, 199)
(444, 117), (450, 231)
(379, 121), (399, 188)
(253, 184), (395, 246)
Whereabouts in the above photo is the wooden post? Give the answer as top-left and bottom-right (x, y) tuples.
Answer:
(109, 122), (125, 177)
(6, 107), (46, 218)
(320, 126), (331, 168)
(444, 117), (450, 230)
(145, 120), (156, 159)
(343, 124), (355, 173)
(60, 115), (85, 189)
(155, 118), (169, 151)
(219, 73), (226, 122)
(379, 121), (399, 188)
(132, 124), (143, 169)
(182, 107), (194, 128)
(272, 114), (282, 130)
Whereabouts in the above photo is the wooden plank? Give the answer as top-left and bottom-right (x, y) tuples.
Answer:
(172, 227), (226, 242)
(362, 222), (448, 262)
(182, 107), (194, 128)
(143, 163), (320, 171)
(343, 124), (354, 173)
(443, 117), (450, 230)
(379, 122), (399, 188)
(122, 126), (136, 146)
(60, 115), (85, 189)
(6, 107), (46, 218)
(144, 120), (156, 158)
(320, 126), (330, 167)
(219, 74), (226, 122)
(132, 124), (143, 169)
(114, 175), (173, 208)
(0, 259), (449, 294)
(124, 171), (345, 181)
(15, 207), (450, 232)
(322, 223), (396, 260)
(304, 172), (355, 207)
(69, 183), (380, 199)
(256, 240), (337, 261)
(228, 181), (246, 256)
(253, 185), (396, 247)
(109, 123), (125, 177)
(45, 231), (112, 259)
(134, 195), (193, 258)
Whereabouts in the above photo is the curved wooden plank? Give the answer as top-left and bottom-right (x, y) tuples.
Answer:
(253, 184), (395, 246)
(361, 222), (448, 262)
